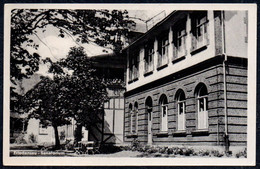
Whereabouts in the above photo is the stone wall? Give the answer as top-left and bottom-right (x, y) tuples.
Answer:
(124, 57), (247, 147)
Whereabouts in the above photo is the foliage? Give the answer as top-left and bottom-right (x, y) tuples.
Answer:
(23, 47), (109, 148)
(10, 9), (135, 114)
(235, 148), (247, 158)
(14, 133), (27, 144)
(11, 9), (135, 82)
(45, 46), (109, 142)
(127, 145), (235, 158)
(130, 138), (141, 151)
(99, 144), (123, 154)
(211, 150), (224, 157)
(59, 131), (66, 141)
(28, 133), (37, 143)
(23, 76), (72, 149)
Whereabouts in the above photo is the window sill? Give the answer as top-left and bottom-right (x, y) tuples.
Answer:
(191, 129), (209, 136)
(155, 131), (169, 137)
(190, 45), (208, 55)
(39, 133), (48, 135)
(172, 130), (187, 137)
(126, 133), (138, 138)
(128, 78), (139, 84)
(157, 64), (168, 71)
(172, 55), (186, 64)
(144, 70), (153, 77)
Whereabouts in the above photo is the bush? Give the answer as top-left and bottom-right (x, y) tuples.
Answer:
(28, 133), (37, 143)
(235, 148), (247, 158)
(59, 131), (66, 141)
(14, 133), (27, 144)
(198, 149), (210, 156)
(64, 139), (74, 150)
(211, 150), (224, 157)
(167, 148), (174, 154)
(131, 138), (141, 150)
(182, 148), (194, 156)
(99, 144), (123, 154)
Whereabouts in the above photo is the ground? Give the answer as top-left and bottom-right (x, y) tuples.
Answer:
(9, 143), (247, 158)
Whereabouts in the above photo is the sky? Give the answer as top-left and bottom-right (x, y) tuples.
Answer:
(26, 10), (173, 76)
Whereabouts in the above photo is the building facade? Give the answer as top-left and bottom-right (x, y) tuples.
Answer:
(124, 10), (248, 150)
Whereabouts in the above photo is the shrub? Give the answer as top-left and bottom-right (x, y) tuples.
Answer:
(154, 153), (162, 157)
(183, 148), (194, 156)
(131, 138), (141, 150)
(14, 133), (27, 144)
(235, 148), (247, 158)
(28, 133), (37, 143)
(99, 144), (123, 154)
(211, 150), (224, 157)
(159, 147), (167, 154)
(167, 148), (174, 154)
(225, 151), (232, 157)
(64, 139), (74, 150)
(59, 131), (66, 141)
(198, 149), (210, 156)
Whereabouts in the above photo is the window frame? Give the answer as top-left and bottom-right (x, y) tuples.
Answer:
(176, 91), (186, 131)
(196, 84), (209, 130)
(128, 50), (140, 83)
(159, 95), (168, 132)
(144, 42), (154, 75)
(157, 32), (169, 69)
(190, 11), (209, 53)
(134, 102), (139, 134)
(172, 19), (187, 60)
(39, 123), (48, 135)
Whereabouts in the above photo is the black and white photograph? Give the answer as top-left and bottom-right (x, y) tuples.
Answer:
(3, 3), (257, 166)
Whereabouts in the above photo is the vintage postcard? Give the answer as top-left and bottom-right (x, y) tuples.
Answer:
(3, 3), (257, 166)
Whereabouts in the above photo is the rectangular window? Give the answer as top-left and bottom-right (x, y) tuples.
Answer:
(115, 98), (120, 109)
(128, 50), (139, 82)
(39, 123), (48, 135)
(119, 98), (124, 109)
(109, 99), (114, 109)
(191, 11), (209, 52)
(144, 42), (154, 74)
(104, 101), (109, 109)
(157, 33), (169, 68)
(173, 19), (187, 59)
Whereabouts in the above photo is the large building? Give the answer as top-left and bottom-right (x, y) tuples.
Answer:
(123, 10), (248, 151)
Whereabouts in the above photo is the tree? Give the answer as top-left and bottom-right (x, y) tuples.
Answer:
(11, 9), (135, 83)
(47, 46), (109, 144)
(10, 9), (135, 116)
(23, 76), (72, 149)
(23, 47), (108, 148)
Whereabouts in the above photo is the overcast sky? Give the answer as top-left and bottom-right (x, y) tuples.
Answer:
(25, 10), (173, 75)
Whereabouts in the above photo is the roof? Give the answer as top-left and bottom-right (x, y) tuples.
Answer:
(122, 10), (178, 51)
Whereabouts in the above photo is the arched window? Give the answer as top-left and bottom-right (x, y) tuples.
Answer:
(175, 89), (186, 131)
(134, 102), (138, 133)
(159, 94), (168, 132)
(195, 83), (208, 129)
